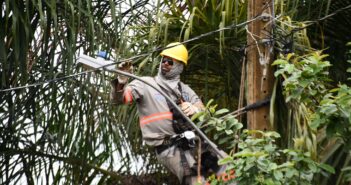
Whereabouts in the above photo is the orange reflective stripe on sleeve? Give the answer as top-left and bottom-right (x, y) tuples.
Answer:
(140, 112), (173, 126)
(123, 87), (133, 104)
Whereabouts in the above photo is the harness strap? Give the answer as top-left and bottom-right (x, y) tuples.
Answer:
(180, 148), (193, 177)
(155, 144), (171, 154)
(152, 78), (196, 179)
(153, 78), (192, 134)
(155, 135), (191, 154)
(153, 77), (184, 102)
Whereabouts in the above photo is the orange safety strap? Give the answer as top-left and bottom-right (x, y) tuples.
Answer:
(140, 111), (173, 126)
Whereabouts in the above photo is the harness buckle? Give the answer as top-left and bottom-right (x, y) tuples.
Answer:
(180, 131), (196, 148)
(180, 131), (196, 140)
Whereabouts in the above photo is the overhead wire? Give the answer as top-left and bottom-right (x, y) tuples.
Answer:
(284, 3), (351, 36)
(1, 3), (351, 93)
(1, 3), (275, 94)
(0, 15), (262, 93)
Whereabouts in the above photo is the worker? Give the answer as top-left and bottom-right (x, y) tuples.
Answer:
(110, 42), (226, 184)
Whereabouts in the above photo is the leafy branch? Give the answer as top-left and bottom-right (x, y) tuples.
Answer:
(193, 102), (334, 185)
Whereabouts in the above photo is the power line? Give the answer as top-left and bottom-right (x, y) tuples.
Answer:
(0, 71), (92, 92)
(0, 16), (261, 93)
(1, 3), (351, 93)
(308, 3), (351, 23)
(287, 4), (351, 35)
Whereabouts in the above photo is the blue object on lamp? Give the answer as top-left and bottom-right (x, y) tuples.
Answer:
(97, 51), (108, 59)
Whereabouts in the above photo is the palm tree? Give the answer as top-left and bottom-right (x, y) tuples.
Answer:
(0, 0), (174, 184)
(1, 0), (351, 184)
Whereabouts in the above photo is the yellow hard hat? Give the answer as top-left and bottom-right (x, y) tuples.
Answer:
(160, 42), (188, 65)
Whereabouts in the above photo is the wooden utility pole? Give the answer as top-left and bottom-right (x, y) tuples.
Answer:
(246, 0), (274, 130)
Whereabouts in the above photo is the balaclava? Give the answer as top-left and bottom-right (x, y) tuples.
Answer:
(155, 58), (184, 99)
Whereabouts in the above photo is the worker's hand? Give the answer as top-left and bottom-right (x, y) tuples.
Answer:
(181, 102), (200, 116)
(117, 61), (133, 84)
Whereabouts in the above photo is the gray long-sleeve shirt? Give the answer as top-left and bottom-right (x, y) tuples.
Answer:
(112, 76), (202, 146)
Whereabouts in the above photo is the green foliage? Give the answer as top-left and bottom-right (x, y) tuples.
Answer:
(273, 48), (351, 184)
(309, 44), (351, 184)
(193, 99), (243, 150)
(2, 0), (351, 184)
(273, 52), (331, 104)
(0, 1), (164, 184)
(273, 50), (351, 142)
(146, 0), (248, 110)
(347, 42), (351, 81)
(213, 130), (333, 185)
(192, 101), (333, 185)
(342, 166), (351, 183)
(271, 52), (332, 159)
(311, 85), (351, 137)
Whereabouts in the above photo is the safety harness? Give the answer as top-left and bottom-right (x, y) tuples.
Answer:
(153, 79), (193, 134)
(154, 79), (222, 183)
(153, 79), (198, 179)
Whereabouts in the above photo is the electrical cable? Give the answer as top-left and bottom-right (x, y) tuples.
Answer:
(0, 16), (269, 158)
(2, 3), (350, 93)
(0, 16), (262, 93)
(107, 67), (226, 159)
(283, 3), (351, 37)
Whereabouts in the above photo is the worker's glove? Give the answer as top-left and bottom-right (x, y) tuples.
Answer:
(116, 61), (133, 84)
(181, 102), (200, 116)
